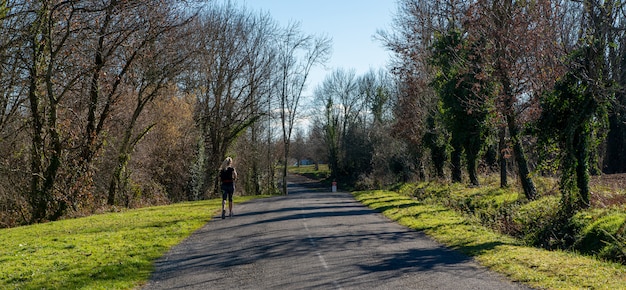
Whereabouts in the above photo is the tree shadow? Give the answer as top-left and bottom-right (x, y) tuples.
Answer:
(358, 247), (472, 273)
(145, 179), (525, 289)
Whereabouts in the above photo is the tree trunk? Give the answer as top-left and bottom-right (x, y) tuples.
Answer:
(250, 125), (261, 195)
(282, 159), (288, 195)
(467, 158), (480, 186)
(451, 143), (462, 183)
(27, 7), (65, 221)
(210, 145), (223, 199)
(466, 138), (480, 187)
(108, 152), (130, 206)
(108, 124), (135, 206)
(108, 104), (155, 205)
(574, 123), (592, 209)
(28, 66), (47, 222)
(499, 127), (508, 188)
(604, 114), (626, 173)
(429, 138), (447, 180)
(507, 113), (537, 200)
(44, 93), (64, 220)
(282, 139), (290, 195)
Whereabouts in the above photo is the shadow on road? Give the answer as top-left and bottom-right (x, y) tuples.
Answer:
(144, 175), (530, 289)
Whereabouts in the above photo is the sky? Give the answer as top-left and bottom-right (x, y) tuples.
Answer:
(239, 0), (397, 96)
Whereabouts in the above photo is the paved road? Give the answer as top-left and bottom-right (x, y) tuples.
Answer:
(142, 178), (530, 289)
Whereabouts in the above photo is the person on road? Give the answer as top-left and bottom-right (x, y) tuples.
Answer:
(220, 157), (237, 219)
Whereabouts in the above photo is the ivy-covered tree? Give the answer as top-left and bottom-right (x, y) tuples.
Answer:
(538, 49), (609, 210)
(539, 0), (615, 210)
(461, 0), (563, 199)
(379, 0), (467, 181)
(598, 1), (626, 174)
(539, 47), (612, 213)
(431, 29), (491, 186)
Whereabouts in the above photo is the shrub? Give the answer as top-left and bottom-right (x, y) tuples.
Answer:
(512, 196), (561, 246)
(574, 211), (626, 262)
(397, 183), (420, 197)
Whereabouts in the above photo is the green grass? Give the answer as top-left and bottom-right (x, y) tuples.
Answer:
(354, 190), (626, 289)
(0, 196), (264, 290)
(4, 179), (624, 289)
(288, 164), (330, 180)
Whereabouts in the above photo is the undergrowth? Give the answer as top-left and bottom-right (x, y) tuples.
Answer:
(393, 179), (626, 264)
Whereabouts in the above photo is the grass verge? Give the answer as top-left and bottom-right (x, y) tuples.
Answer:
(354, 190), (626, 289)
(0, 196), (264, 290)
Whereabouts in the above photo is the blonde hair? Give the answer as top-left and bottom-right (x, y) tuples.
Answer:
(221, 157), (233, 170)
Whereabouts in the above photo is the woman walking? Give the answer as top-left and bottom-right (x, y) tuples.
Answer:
(219, 157), (237, 219)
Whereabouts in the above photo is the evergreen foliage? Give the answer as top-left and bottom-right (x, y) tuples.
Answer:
(430, 28), (492, 186)
(538, 46), (611, 211)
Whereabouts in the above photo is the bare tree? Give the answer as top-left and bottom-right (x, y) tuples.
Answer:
(0, 1), (26, 136)
(358, 69), (404, 185)
(599, 0), (626, 174)
(276, 22), (331, 194)
(314, 68), (368, 179)
(464, 0), (564, 199)
(291, 128), (307, 166)
(0, 0), (31, 226)
(188, 4), (277, 198)
(11, 0), (198, 222)
(538, 0), (623, 210)
(377, 0), (457, 180)
(23, 1), (91, 222)
(132, 90), (197, 204)
(106, 3), (196, 205)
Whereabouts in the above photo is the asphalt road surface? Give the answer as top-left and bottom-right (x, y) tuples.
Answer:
(142, 177), (531, 290)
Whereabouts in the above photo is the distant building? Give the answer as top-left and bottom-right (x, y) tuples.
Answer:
(293, 159), (315, 166)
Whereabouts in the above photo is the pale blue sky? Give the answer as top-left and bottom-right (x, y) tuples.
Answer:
(240, 0), (396, 95)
